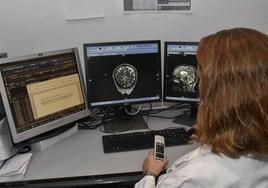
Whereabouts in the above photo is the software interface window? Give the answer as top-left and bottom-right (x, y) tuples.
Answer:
(84, 41), (161, 107)
(27, 74), (83, 119)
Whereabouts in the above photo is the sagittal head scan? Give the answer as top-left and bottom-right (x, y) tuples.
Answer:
(172, 65), (198, 93)
(112, 63), (138, 95)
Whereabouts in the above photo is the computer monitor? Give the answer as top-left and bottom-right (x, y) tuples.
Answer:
(163, 42), (199, 126)
(0, 48), (89, 145)
(83, 40), (161, 132)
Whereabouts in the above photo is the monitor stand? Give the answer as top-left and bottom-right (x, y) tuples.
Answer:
(0, 117), (17, 163)
(103, 105), (148, 133)
(31, 123), (78, 151)
(173, 103), (198, 127)
(14, 122), (78, 152)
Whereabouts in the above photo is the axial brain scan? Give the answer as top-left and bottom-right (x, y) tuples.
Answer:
(112, 63), (138, 95)
(172, 65), (198, 93)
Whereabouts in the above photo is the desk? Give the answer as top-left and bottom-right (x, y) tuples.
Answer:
(0, 116), (198, 187)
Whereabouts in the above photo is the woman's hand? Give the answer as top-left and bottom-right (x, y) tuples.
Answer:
(189, 124), (198, 139)
(142, 150), (168, 177)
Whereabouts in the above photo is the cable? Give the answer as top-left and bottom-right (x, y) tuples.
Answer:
(144, 103), (152, 130)
(18, 145), (32, 154)
(78, 108), (107, 129)
(124, 105), (142, 116)
(78, 103), (192, 132)
(144, 103), (189, 115)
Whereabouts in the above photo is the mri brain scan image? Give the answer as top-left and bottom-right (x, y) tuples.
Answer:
(112, 63), (138, 95)
(172, 65), (198, 93)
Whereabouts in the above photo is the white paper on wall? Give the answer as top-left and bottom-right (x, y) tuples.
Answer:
(63, 0), (104, 20)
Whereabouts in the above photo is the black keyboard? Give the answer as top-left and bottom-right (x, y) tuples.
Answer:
(102, 128), (192, 153)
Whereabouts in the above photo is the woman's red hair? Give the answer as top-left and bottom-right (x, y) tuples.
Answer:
(196, 28), (268, 157)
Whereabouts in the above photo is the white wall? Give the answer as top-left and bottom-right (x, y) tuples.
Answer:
(1, 0), (268, 59)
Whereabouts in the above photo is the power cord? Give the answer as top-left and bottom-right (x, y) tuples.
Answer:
(124, 105), (142, 116)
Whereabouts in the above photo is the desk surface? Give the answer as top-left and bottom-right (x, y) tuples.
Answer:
(2, 116), (198, 186)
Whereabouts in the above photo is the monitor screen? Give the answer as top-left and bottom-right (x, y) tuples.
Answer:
(164, 42), (199, 102)
(0, 48), (89, 144)
(83, 40), (162, 108)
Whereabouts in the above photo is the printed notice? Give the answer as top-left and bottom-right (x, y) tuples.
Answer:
(124, 0), (191, 11)
(26, 74), (84, 119)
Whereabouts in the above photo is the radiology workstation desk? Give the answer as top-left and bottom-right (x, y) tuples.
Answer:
(0, 116), (198, 188)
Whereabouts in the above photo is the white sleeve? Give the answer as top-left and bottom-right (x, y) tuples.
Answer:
(135, 175), (156, 188)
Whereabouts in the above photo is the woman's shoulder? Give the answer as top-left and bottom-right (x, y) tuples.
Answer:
(169, 146), (236, 175)
(163, 147), (268, 188)
(158, 148), (239, 187)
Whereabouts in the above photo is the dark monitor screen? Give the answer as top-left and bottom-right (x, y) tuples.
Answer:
(83, 40), (162, 108)
(163, 42), (199, 126)
(0, 48), (89, 144)
(164, 42), (199, 102)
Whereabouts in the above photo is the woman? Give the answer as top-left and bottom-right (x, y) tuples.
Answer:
(135, 28), (268, 188)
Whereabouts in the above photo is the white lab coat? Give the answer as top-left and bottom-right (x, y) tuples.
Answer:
(135, 146), (268, 188)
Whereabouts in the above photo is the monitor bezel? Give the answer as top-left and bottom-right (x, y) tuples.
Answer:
(83, 40), (162, 108)
(0, 48), (90, 144)
(163, 41), (200, 103)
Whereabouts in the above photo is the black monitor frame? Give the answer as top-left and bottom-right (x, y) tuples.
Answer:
(83, 40), (162, 133)
(163, 41), (199, 126)
(83, 40), (162, 108)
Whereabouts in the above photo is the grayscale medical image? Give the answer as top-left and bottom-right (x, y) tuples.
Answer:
(172, 65), (197, 93)
(112, 63), (138, 95)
